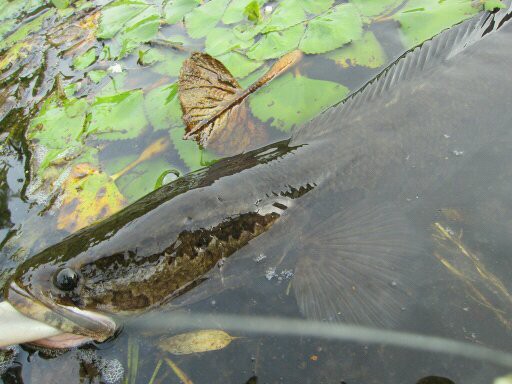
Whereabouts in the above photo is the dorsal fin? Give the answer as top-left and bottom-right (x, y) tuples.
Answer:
(292, 3), (512, 143)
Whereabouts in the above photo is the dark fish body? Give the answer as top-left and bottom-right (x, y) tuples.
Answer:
(5, 7), (512, 342)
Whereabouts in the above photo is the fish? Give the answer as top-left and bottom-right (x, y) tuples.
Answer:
(2, 5), (512, 348)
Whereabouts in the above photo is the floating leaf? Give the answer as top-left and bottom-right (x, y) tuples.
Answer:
(205, 27), (254, 57)
(0, 9), (55, 51)
(299, 4), (363, 54)
(163, 0), (201, 24)
(484, 0), (505, 10)
(299, 0), (335, 14)
(326, 31), (386, 69)
(261, 1), (306, 33)
(86, 90), (148, 140)
(223, 0), (262, 24)
(247, 24), (304, 60)
(184, 0), (229, 38)
(72, 47), (97, 70)
(98, 0), (160, 58)
(393, 0), (481, 49)
(179, 51), (300, 154)
(51, 0), (70, 9)
(147, 49), (188, 77)
(249, 73), (349, 132)
(216, 51), (262, 78)
(158, 330), (238, 355)
(144, 83), (184, 131)
(88, 70), (107, 83)
(28, 97), (89, 174)
(170, 126), (217, 171)
(244, 0), (262, 23)
(57, 163), (126, 233)
(349, 0), (403, 17)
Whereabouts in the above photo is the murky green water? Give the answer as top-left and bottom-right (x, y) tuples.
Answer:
(2, 1), (512, 383)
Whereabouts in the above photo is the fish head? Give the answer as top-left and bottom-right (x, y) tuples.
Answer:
(4, 243), (117, 344)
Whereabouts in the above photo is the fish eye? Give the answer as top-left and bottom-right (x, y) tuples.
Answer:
(53, 268), (79, 291)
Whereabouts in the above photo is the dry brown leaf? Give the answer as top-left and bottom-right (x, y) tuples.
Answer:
(158, 330), (238, 355)
(178, 50), (302, 156)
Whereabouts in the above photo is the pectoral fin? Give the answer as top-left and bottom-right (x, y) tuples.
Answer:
(291, 200), (423, 327)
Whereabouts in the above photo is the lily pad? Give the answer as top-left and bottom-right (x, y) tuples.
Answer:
(393, 0), (480, 49)
(247, 24), (304, 60)
(216, 51), (262, 78)
(249, 73), (349, 132)
(97, 0), (160, 58)
(261, 1), (306, 33)
(205, 27), (254, 57)
(299, 0), (335, 14)
(86, 90), (148, 140)
(299, 3), (363, 54)
(163, 0), (200, 24)
(326, 31), (386, 69)
(184, 0), (229, 38)
(170, 126), (217, 171)
(72, 47), (97, 70)
(223, 0), (263, 24)
(349, 0), (402, 17)
(144, 83), (183, 131)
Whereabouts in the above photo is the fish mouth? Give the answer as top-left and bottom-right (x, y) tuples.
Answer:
(5, 282), (117, 346)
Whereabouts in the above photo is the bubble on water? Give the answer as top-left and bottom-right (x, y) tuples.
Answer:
(253, 253), (267, 263)
(99, 358), (124, 384)
(0, 345), (19, 375)
(265, 267), (277, 280)
(76, 348), (97, 364)
(278, 269), (294, 281)
(452, 149), (464, 156)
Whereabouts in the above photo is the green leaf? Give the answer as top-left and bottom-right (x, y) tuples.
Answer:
(216, 51), (262, 78)
(98, 0), (160, 58)
(223, 0), (261, 24)
(247, 24), (304, 60)
(262, 1), (306, 33)
(349, 0), (402, 17)
(0, 9), (55, 51)
(299, 0), (335, 14)
(169, 127), (217, 171)
(299, 3), (363, 54)
(147, 49), (188, 77)
(184, 0), (229, 38)
(28, 98), (89, 173)
(484, 0), (505, 10)
(87, 90), (148, 140)
(163, 0), (200, 24)
(88, 70), (107, 83)
(97, 0), (150, 39)
(51, 0), (70, 9)
(205, 27), (254, 56)
(154, 169), (180, 189)
(249, 73), (349, 132)
(144, 83), (184, 131)
(326, 31), (386, 69)
(72, 48), (97, 70)
(244, 0), (262, 23)
(393, 0), (481, 49)
(113, 157), (178, 202)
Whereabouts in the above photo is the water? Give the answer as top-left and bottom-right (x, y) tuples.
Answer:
(2, 1), (512, 383)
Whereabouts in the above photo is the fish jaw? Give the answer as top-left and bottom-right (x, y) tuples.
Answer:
(4, 281), (117, 347)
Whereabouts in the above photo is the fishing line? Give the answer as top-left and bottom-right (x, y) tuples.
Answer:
(127, 311), (512, 369)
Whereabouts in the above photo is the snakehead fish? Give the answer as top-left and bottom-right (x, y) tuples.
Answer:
(2, 6), (512, 348)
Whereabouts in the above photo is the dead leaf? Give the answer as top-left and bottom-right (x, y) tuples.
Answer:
(57, 163), (126, 233)
(158, 330), (238, 355)
(165, 358), (194, 384)
(178, 50), (302, 156)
